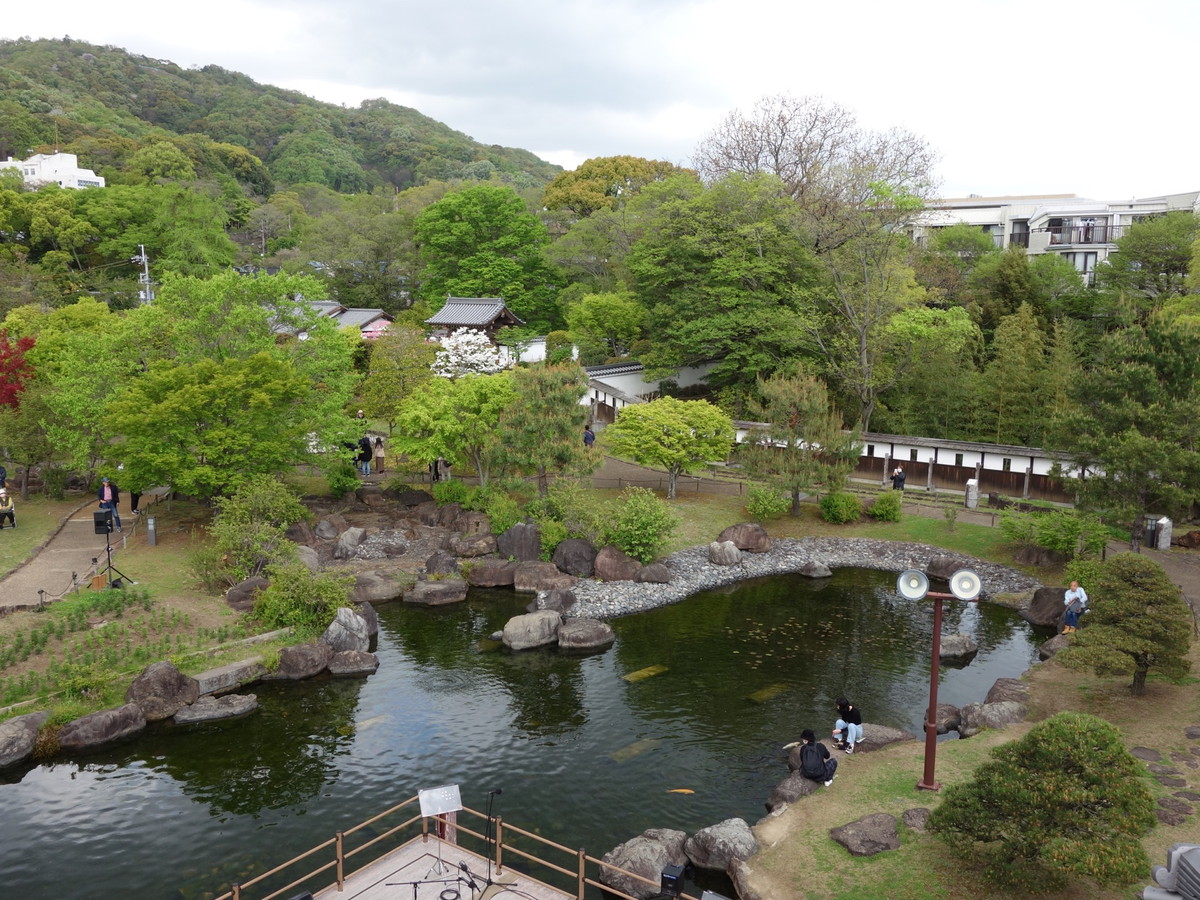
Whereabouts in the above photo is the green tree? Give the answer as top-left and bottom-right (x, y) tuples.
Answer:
(106, 352), (310, 500)
(499, 362), (594, 496)
(127, 141), (197, 181)
(980, 303), (1047, 445)
(739, 370), (861, 515)
(928, 712), (1155, 894)
(391, 373), (516, 485)
(206, 475), (308, 584)
(1097, 210), (1200, 309)
(628, 173), (820, 400)
(1059, 553), (1192, 695)
(541, 155), (696, 218)
(565, 290), (646, 363)
(362, 326), (435, 433)
(602, 397), (735, 499)
(416, 183), (562, 331)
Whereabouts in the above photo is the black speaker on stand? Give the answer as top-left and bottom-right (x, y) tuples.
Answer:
(93, 507), (133, 588)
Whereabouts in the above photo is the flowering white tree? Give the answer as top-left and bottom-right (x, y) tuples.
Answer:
(432, 328), (511, 379)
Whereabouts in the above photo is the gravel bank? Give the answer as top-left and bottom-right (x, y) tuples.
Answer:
(547, 537), (1043, 620)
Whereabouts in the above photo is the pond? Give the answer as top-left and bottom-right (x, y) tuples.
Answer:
(0, 568), (1047, 899)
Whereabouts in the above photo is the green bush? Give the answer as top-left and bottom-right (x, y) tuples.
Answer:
(325, 459), (361, 499)
(1000, 509), (1107, 559)
(536, 517), (569, 560)
(537, 479), (607, 544)
(867, 489), (902, 522)
(998, 509), (1038, 545)
(745, 485), (790, 521)
(431, 478), (471, 505)
(603, 487), (679, 563)
(480, 489), (523, 535)
(819, 491), (862, 524)
(205, 477), (307, 586)
(252, 562), (355, 636)
(928, 712), (1155, 893)
(42, 466), (69, 500)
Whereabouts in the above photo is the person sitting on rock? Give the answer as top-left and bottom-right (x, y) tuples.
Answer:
(797, 729), (837, 787)
(0, 487), (13, 529)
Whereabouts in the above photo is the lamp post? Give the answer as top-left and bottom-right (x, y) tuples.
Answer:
(896, 568), (982, 792)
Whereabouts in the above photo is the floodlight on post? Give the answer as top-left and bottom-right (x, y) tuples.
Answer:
(897, 568), (981, 792)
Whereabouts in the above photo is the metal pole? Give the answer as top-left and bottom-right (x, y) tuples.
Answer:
(917, 592), (948, 791)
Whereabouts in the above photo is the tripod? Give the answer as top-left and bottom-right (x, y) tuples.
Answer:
(94, 511), (134, 588)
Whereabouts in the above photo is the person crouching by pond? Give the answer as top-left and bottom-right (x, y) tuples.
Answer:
(833, 698), (863, 753)
(0, 488), (14, 529)
(798, 729), (838, 787)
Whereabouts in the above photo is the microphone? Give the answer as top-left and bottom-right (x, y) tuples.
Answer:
(459, 861), (481, 888)
(488, 788), (503, 795)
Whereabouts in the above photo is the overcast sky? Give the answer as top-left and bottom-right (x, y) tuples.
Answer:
(5, 0), (1197, 200)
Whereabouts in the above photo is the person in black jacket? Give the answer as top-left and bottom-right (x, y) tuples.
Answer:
(97, 475), (122, 532)
(797, 729), (837, 786)
(833, 698), (863, 753)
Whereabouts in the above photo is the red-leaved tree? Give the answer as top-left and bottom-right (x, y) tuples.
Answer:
(0, 329), (36, 408)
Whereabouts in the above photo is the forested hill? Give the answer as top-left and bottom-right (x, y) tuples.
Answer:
(0, 36), (561, 195)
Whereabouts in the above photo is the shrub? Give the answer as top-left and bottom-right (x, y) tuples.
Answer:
(745, 485), (790, 521)
(431, 478), (471, 505)
(867, 489), (902, 522)
(541, 479), (607, 543)
(325, 459), (360, 499)
(481, 489), (523, 535)
(536, 517), (569, 560)
(252, 562), (355, 636)
(42, 465), (69, 500)
(998, 509), (1037, 545)
(603, 487), (679, 563)
(928, 712), (1155, 894)
(206, 477), (307, 586)
(819, 491), (862, 524)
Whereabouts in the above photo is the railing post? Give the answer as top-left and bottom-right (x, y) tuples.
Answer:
(577, 848), (586, 899)
(232, 884), (240, 900)
(336, 830), (345, 890)
(494, 816), (504, 874)
(422, 814), (430, 843)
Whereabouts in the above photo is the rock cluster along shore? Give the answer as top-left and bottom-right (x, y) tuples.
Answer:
(545, 536), (1044, 621)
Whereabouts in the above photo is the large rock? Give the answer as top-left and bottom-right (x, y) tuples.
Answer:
(424, 550), (459, 576)
(799, 561), (833, 578)
(766, 771), (821, 812)
(466, 559), (518, 587)
(594, 546), (642, 582)
(498, 522), (542, 561)
(830, 813), (900, 856)
(957, 700), (1027, 737)
(58, 703), (146, 754)
(717, 523), (772, 553)
(351, 572), (405, 603)
(355, 601), (379, 639)
(636, 563), (672, 584)
(172, 693), (259, 724)
(455, 511), (492, 536)
(272, 642), (333, 680)
(728, 858), (764, 900)
(936, 703), (961, 735)
(600, 828), (688, 900)
(225, 576), (270, 614)
(858, 723), (918, 752)
(709, 541), (742, 566)
(321, 607), (371, 653)
(314, 518), (339, 540)
(194, 658), (269, 695)
(1038, 633), (1071, 660)
(557, 618), (615, 652)
(925, 554), (966, 582)
(502, 610), (562, 650)
(328, 650), (380, 677)
(0, 710), (51, 769)
(540, 588), (577, 613)
(684, 818), (759, 871)
(513, 561), (576, 592)
(334, 526), (366, 560)
(449, 533), (499, 558)
(1021, 586), (1067, 628)
(295, 545), (321, 572)
(901, 808), (931, 833)
(437, 502), (464, 529)
(125, 661), (200, 722)
(404, 579), (469, 606)
(939, 632), (978, 661)
(985, 677), (1030, 705)
(553, 538), (597, 577)
(393, 489), (434, 508)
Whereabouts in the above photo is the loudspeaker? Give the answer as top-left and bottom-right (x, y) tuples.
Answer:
(93, 509), (113, 534)
(896, 569), (929, 600)
(659, 863), (684, 896)
(949, 569), (982, 601)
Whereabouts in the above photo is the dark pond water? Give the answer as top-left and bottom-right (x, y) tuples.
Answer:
(0, 569), (1046, 899)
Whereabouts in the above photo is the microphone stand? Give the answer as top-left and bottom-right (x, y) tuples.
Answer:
(483, 789), (502, 887)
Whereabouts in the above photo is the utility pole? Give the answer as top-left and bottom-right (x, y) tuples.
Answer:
(131, 245), (154, 304)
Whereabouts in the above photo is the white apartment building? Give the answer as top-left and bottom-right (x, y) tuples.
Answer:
(0, 152), (106, 189)
(911, 189), (1200, 283)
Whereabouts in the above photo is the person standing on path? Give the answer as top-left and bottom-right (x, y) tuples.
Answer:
(1063, 580), (1088, 633)
(97, 476), (122, 532)
(891, 465), (906, 491)
(373, 437), (386, 475)
(0, 488), (14, 528)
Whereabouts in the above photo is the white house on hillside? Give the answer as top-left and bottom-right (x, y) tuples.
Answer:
(0, 152), (106, 189)
(910, 189), (1200, 283)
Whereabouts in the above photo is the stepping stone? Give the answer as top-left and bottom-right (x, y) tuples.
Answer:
(1131, 746), (1162, 762)
(1157, 776), (1188, 788)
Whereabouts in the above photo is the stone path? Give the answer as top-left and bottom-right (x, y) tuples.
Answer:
(1130, 726), (1200, 826)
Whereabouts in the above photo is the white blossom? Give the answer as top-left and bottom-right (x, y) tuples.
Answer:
(432, 328), (511, 378)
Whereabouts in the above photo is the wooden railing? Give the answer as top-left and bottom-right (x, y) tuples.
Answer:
(211, 798), (705, 900)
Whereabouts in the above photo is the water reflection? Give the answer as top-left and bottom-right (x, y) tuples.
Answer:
(0, 568), (1043, 900)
